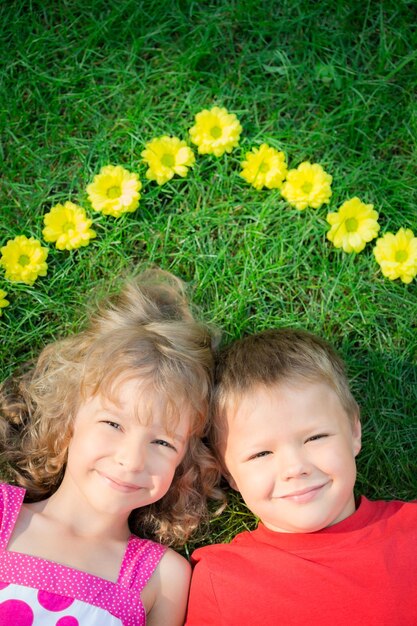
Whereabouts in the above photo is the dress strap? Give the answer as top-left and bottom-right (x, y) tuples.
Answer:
(118, 535), (167, 592)
(0, 483), (25, 550)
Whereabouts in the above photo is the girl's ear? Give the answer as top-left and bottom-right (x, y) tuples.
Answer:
(351, 413), (362, 457)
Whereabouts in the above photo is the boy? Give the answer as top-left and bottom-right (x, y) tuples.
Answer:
(186, 329), (417, 625)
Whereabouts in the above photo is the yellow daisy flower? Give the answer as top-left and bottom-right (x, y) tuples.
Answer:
(43, 202), (96, 251)
(86, 165), (142, 218)
(0, 235), (48, 285)
(0, 289), (9, 316)
(326, 197), (380, 253)
(141, 136), (195, 185)
(189, 106), (242, 157)
(240, 144), (288, 190)
(281, 161), (332, 210)
(373, 228), (417, 284)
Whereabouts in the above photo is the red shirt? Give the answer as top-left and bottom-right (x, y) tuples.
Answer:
(186, 497), (417, 626)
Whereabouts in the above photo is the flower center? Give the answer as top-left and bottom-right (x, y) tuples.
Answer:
(345, 218), (358, 232)
(395, 249), (408, 263)
(161, 153), (175, 168)
(62, 221), (75, 233)
(301, 181), (313, 194)
(259, 161), (269, 173)
(210, 125), (222, 139)
(106, 185), (121, 199)
(18, 254), (30, 266)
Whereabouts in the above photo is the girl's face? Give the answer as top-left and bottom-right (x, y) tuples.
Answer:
(63, 377), (190, 521)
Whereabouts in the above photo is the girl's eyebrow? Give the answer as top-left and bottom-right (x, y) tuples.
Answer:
(98, 395), (123, 410)
(172, 432), (186, 444)
(154, 425), (187, 444)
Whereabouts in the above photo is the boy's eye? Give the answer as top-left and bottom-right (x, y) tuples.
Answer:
(153, 439), (177, 452)
(306, 433), (328, 443)
(249, 450), (272, 460)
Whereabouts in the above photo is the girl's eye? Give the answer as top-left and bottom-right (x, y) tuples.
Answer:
(103, 420), (121, 430)
(153, 439), (177, 452)
(306, 433), (328, 443)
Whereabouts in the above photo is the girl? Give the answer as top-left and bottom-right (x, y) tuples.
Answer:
(0, 269), (221, 626)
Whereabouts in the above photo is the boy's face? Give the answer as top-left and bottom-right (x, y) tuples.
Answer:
(222, 381), (361, 533)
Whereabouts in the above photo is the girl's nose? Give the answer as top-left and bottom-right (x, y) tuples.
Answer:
(116, 439), (146, 472)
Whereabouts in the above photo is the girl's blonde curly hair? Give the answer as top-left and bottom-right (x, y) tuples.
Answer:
(0, 269), (224, 547)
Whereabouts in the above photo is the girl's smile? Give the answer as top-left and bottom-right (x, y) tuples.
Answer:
(94, 471), (144, 493)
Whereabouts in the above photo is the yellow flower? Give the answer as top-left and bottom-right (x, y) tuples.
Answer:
(0, 289), (9, 316)
(0, 235), (48, 285)
(189, 106), (242, 157)
(86, 165), (142, 217)
(326, 197), (380, 253)
(141, 136), (195, 185)
(240, 144), (288, 190)
(43, 202), (96, 251)
(373, 228), (417, 284)
(281, 161), (332, 210)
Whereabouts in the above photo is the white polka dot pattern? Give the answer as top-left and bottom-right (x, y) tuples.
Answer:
(0, 483), (167, 625)
(0, 584), (121, 625)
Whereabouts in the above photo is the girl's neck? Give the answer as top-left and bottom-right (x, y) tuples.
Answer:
(39, 480), (131, 543)
(9, 493), (132, 583)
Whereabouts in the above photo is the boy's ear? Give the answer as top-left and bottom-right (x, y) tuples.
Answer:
(352, 413), (362, 457)
(223, 472), (238, 491)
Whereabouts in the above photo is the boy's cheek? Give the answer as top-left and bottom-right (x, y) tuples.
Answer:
(226, 468), (264, 495)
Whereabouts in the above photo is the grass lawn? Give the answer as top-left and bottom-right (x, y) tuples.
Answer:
(1, 0), (416, 551)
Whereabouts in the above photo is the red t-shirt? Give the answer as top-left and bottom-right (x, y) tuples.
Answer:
(186, 497), (417, 626)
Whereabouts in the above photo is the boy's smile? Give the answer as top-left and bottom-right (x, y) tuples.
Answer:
(222, 381), (362, 533)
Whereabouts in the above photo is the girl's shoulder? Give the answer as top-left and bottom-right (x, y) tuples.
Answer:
(123, 534), (167, 583)
(0, 481), (25, 497)
(141, 547), (191, 626)
(123, 537), (189, 596)
(0, 482), (25, 520)
(157, 546), (191, 578)
(0, 482), (25, 550)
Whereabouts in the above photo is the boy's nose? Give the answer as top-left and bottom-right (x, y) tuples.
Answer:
(278, 446), (310, 480)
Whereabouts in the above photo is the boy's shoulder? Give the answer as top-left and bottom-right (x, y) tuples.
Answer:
(359, 496), (417, 526)
(191, 496), (417, 567)
(191, 528), (261, 567)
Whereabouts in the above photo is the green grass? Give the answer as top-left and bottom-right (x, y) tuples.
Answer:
(1, 0), (416, 549)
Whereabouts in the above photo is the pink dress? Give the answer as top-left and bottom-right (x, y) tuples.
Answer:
(0, 483), (166, 625)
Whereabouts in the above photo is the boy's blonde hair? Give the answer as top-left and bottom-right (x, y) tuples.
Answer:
(0, 269), (223, 547)
(210, 328), (359, 453)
